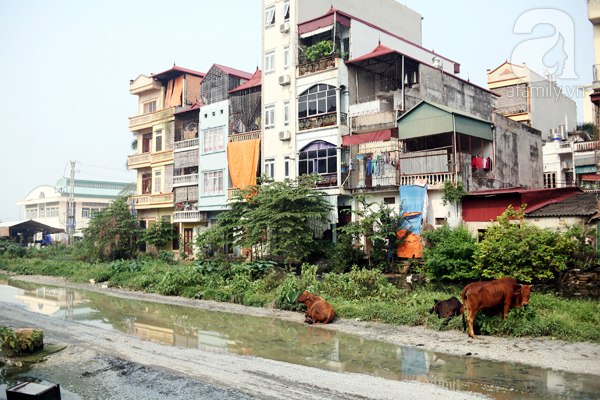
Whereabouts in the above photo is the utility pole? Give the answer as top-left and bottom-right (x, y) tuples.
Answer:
(68, 161), (76, 245)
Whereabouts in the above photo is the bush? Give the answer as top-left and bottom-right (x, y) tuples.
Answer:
(420, 224), (480, 281)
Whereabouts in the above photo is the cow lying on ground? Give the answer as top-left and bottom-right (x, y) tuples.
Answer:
(462, 277), (532, 339)
(429, 297), (463, 325)
(295, 291), (336, 324)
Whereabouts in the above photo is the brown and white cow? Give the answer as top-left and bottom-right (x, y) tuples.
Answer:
(295, 291), (336, 325)
(429, 297), (463, 326)
(462, 277), (532, 338)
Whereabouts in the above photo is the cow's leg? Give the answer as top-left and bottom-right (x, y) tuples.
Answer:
(468, 309), (478, 339)
(443, 315), (453, 326)
(502, 301), (511, 319)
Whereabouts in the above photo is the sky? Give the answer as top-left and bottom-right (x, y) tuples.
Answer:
(0, 0), (593, 222)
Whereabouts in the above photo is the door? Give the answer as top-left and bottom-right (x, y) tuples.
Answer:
(184, 228), (193, 256)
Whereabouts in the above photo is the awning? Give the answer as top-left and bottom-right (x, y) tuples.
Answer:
(227, 138), (260, 190)
(0, 220), (65, 238)
(342, 130), (392, 146)
(298, 8), (351, 36)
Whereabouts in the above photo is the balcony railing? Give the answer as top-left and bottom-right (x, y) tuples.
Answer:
(575, 141), (600, 152)
(173, 174), (199, 187)
(298, 56), (337, 77)
(131, 193), (174, 206)
(127, 153), (151, 168)
(399, 173), (455, 189)
(174, 138), (199, 150)
(298, 112), (340, 131)
(151, 151), (173, 164)
(229, 130), (261, 142)
(129, 107), (175, 129)
(173, 210), (208, 223)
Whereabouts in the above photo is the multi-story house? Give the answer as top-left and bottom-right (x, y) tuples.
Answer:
(128, 65), (205, 251)
(262, 0), (543, 237)
(487, 61), (577, 135)
(583, 0), (600, 125)
(17, 178), (131, 243)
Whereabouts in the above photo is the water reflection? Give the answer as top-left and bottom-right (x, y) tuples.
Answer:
(3, 283), (599, 399)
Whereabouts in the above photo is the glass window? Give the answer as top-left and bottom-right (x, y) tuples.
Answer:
(265, 6), (275, 28)
(283, 101), (290, 126)
(265, 159), (275, 180)
(283, 46), (290, 69)
(82, 208), (90, 218)
(281, 1), (290, 20)
(203, 127), (224, 153)
(265, 50), (275, 74)
(154, 130), (163, 152)
(298, 142), (337, 178)
(265, 105), (275, 130)
(154, 171), (162, 194)
(203, 170), (224, 196)
(298, 85), (336, 120)
(143, 100), (156, 114)
(284, 157), (290, 178)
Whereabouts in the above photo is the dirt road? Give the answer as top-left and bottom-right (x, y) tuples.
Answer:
(2, 275), (600, 399)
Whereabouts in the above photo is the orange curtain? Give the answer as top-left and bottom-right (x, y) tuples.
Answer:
(227, 138), (260, 190)
(170, 75), (184, 107)
(396, 229), (423, 258)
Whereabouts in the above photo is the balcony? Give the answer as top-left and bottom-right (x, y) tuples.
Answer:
(173, 174), (199, 187)
(130, 193), (173, 208)
(129, 107), (175, 130)
(151, 150), (173, 164)
(574, 141), (600, 152)
(174, 138), (199, 150)
(229, 130), (261, 142)
(298, 112), (346, 132)
(297, 56), (337, 77)
(128, 153), (151, 169)
(173, 210), (208, 223)
(399, 173), (455, 189)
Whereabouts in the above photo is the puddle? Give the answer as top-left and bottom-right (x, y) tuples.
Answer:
(1, 282), (599, 399)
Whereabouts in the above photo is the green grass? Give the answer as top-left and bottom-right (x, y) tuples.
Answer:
(1, 257), (599, 343)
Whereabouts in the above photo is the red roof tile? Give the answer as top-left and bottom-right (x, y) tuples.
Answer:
(211, 64), (254, 81)
(173, 102), (204, 115)
(229, 69), (262, 93)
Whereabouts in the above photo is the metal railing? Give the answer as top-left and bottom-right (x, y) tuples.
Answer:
(297, 56), (337, 77)
(298, 112), (339, 131)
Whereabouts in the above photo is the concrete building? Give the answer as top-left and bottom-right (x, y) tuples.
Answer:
(582, 0), (600, 125)
(487, 61), (577, 136)
(128, 65), (206, 251)
(16, 178), (131, 243)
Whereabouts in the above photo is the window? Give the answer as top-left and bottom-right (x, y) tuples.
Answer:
(298, 142), (337, 177)
(265, 159), (275, 180)
(46, 202), (59, 218)
(384, 197), (396, 205)
(142, 173), (152, 194)
(265, 105), (275, 130)
(143, 100), (157, 114)
(142, 134), (152, 153)
(154, 171), (162, 194)
(265, 50), (275, 74)
(544, 172), (557, 189)
(82, 208), (90, 218)
(155, 130), (163, 152)
(203, 170), (224, 196)
(264, 5), (275, 28)
(298, 84), (336, 119)
(284, 157), (290, 178)
(283, 46), (290, 69)
(203, 127), (224, 153)
(283, 101), (290, 126)
(39, 203), (45, 218)
(281, 0), (290, 21)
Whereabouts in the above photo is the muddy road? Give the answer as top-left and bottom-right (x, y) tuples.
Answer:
(2, 275), (600, 399)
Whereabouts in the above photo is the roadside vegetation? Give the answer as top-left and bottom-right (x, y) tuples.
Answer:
(0, 177), (599, 344)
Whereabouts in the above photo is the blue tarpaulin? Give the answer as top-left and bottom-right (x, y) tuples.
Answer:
(399, 185), (428, 235)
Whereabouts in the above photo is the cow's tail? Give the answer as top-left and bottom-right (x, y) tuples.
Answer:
(461, 286), (468, 332)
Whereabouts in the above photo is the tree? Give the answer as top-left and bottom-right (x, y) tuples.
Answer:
(80, 196), (140, 262)
(474, 205), (592, 283)
(336, 195), (407, 269)
(195, 175), (333, 264)
(143, 218), (179, 249)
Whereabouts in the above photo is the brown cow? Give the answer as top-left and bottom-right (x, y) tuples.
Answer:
(462, 277), (532, 338)
(429, 297), (463, 326)
(295, 291), (336, 324)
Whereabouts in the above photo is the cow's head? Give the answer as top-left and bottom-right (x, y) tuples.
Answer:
(295, 291), (310, 304)
(429, 300), (440, 314)
(512, 285), (533, 308)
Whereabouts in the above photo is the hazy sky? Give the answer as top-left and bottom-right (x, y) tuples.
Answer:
(0, 1), (592, 222)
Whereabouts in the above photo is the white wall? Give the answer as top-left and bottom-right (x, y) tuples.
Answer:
(530, 80), (577, 136)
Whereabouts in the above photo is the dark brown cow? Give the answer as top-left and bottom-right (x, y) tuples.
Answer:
(295, 291), (336, 324)
(429, 297), (463, 325)
(462, 277), (532, 338)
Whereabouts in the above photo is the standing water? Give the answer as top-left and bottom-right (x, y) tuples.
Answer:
(1, 282), (598, 400)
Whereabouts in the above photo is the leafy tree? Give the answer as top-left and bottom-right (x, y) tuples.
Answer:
(420, 223), (480, 281)
(336, 195), (406, 269)
(195, 175), (333, 264)
(473, 205), (592, 283)
(143, 218), (179, 249)
(81, 196), (140, 262)
(577, 122), (599, 140)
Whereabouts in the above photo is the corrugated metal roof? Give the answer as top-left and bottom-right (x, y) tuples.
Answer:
(527, 192), (599, 217)
(396, 100), (493, 141)
(211, 64), (254, 81)
(229, 69), (262, 93)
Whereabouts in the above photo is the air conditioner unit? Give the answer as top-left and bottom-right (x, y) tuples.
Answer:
(279, 130), (291, 141)
(278, 74), (291, 85)
(280, 22), (290, 33)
